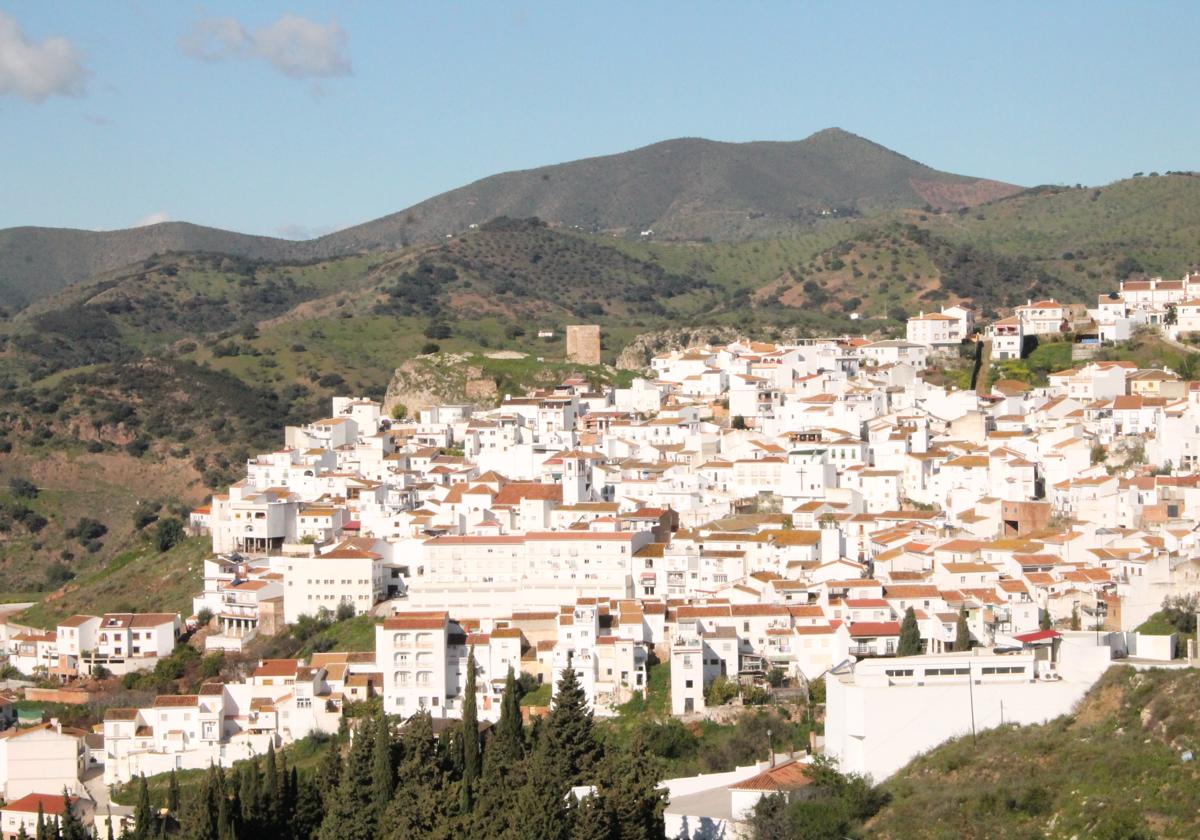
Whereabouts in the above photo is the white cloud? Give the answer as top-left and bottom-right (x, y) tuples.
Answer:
(0, 12), (87, 102)
(132, 211), (170, 228)
(180, 13), (351, 80)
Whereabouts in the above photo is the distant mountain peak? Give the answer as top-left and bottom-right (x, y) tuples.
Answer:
(0, 130), (1022, 308)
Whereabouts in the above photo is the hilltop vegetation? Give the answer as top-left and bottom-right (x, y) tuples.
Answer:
(870, 666), (1200, 839)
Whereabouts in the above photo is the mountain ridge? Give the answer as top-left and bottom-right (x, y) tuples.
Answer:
(0, 128), (1019, 309)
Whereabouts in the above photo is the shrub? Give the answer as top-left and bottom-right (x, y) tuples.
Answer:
(8, 477), (38, 499)
(704, 676), (739, 706)
(154, 518), (185, 552)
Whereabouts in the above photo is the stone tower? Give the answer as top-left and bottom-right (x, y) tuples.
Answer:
(566, 324), (601, 365)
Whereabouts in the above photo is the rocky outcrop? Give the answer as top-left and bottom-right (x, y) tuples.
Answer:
(383, 353), (488, 415)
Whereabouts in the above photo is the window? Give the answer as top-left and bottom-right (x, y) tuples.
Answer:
(685, 679), (693, 689)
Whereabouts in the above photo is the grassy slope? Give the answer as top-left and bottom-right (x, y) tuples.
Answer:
(872, 666), (1200, 839)
(16, 535), (207, 628)
(915, 174), (1200, 285)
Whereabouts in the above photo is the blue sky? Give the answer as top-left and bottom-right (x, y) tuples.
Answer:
(2, 2), (1199, 237)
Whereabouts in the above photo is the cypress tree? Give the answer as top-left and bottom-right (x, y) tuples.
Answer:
(1039, 609), (1052, 631)
(897, 607), (922, 656)
(471, 665), (527, 837)
(217, 776), (237, 840)
(263, 742), (280, 832)
(290, 771), (324, 840)
(371, 710), (395, 827)
(239, 760), (261, 832)
(17, 822), (30, 840)
(168, 769), (180, 814)
(59, 790), (88, 840)
(460, 646), (480, 814)
(954, 608), (971, 652)
(133, 775), (153, 840)
(35, 803), (46, 840)
(178, 766), (216, 840)
(318, 716), (380, 840)
(314, 741), (342, 812)
(105, 808), (115, 840)
(546, 665), (599, 785)
(496, 665), (523, 756)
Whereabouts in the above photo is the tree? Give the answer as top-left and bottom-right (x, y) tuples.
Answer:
(472, 667), (525, 837)
(133, 775), (153, 840)
(897, 607), (922, 656)
(747, 793), (792, 840)
(545, 665), (600, 786)
(380, 711), (459, 839)
(318, 717), (379, 840)
(514, 734), (573, 840)
(9, 477), (38, 499)
(1071, 605), (1081, 631)
(35, 803), (46, 840)
(591, 736), (666, 840)
(155, 517), (185, 552)
(290, 772), (324, 840)
(731, 415), (747, 430)
(1090, 443), (1107, 465)
(953, 609), (971, 652)
(59, 791), (88, 840)
(1039, 609), (1052, 631)
(168, 769), (180, 813)
(371, 711), (395, 828)
(460, 646), (480, 814)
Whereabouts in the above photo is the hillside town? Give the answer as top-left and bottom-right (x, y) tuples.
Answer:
(5, 271), (1200, 835)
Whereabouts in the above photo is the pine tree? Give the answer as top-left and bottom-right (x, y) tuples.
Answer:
(953, 608), (971, 652)
(133, 775), (153, 840)
(570, 793), (612, 840)
(318, 716), (380, 840)
(371, 710), (395, 828)
(381, 711), (459, 840)
(514, 732), (572, 840)
(897, 606), (922, 656)
(168, 769), (180, 814)
(546, 664), (599, 785)
(598, 740), (666, 840)
(460, 645), (480, 814)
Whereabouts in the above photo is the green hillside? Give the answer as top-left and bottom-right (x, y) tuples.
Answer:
(870, 666), (1200, 839)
